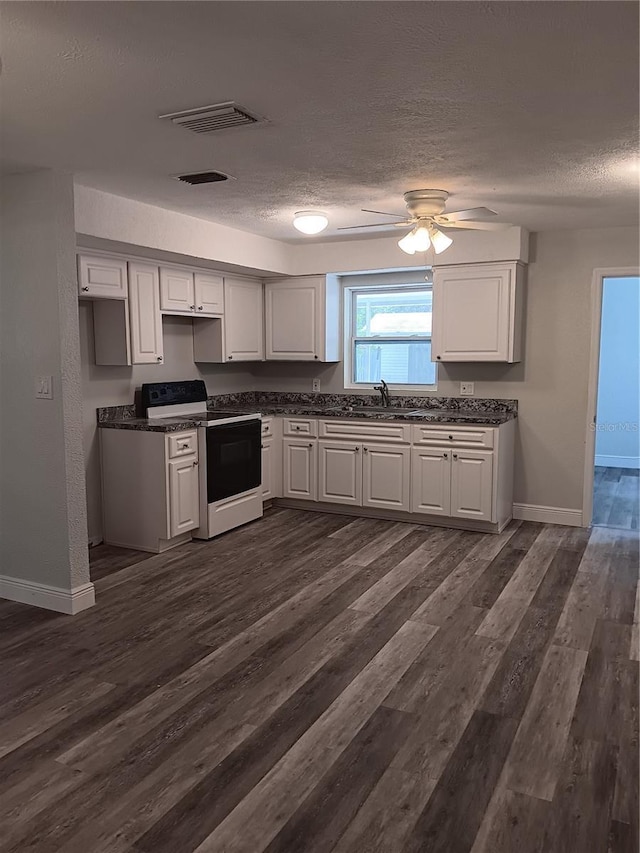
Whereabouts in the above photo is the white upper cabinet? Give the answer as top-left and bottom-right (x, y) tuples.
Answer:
(78, 255), (128, 300)
(128, 262), (163, 365)
(194, 273), (224, 316)
(224, 277), (264, 361)
(265, 275), (340, 362)
(431, 262), (525, 363)
(160, 267), (195, 314)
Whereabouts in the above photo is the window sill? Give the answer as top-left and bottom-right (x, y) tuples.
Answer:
(344, 382), (438, 394)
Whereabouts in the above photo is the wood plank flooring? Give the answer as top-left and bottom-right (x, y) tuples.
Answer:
(593, 466), (639, 530)
(0, 508), (638, 853)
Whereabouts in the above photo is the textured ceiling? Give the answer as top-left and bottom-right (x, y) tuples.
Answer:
(1, 1), (638, 241)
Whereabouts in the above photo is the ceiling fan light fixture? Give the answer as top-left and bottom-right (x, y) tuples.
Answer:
(398, 230), (417, 254)
(412, 224), (431, 252)
(293, 211), (329, 235)
(429, 225), (453, 254)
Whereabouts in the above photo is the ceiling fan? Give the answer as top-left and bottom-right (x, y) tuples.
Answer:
(338, 189), (511, 255)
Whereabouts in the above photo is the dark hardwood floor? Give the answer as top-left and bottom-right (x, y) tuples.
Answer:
(0, 509), (638, 853)
(593, 466), (639, 530)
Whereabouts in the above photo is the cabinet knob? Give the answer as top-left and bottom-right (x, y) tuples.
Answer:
(193, 460), (199, 466)
(81, 286), (90, 292)
(228, 355), (233, 360)
(314, 355), (318, 359)
(443, 452), (448, 459)
(157, 356), (163, 362)
(180, 443), (189, 449)
(436, 356), (441, 360)
(355, 445), (360, 452)
(198, 305), (204, 311)
(448, 435), (453, 440)
(190, 305), (195, 311)
(308, 443), (313, 448)
(453, 453), (458, 460)
(261, 444), (265, 450)
(363, 447), (369, 454)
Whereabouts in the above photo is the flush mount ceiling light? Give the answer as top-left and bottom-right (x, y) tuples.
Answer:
(293, 211), (329, 235)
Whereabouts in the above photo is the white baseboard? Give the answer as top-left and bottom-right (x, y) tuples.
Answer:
(0, 576), (96, 615)
(595, 454), (640, 469)
(512, 503), (584, 527)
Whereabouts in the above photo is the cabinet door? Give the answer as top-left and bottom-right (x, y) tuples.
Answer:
(318, 441), (362, 506)
(265, 277), (322, 361)
(168, 457), (200, 537)
(78, 255), (128, 299)
(194, 273), (224, 316)
(224, 278), (264, 361)
(160, 268), (195, 314)
(261, 437), (277, 500)
(282, 439), (317, 501)
(450, 449), (494, 522)
(128, 262), (164, 365)
(432, 264), (512, 362)
(362, 444), (410, 511)
(411, 447), (451, 516)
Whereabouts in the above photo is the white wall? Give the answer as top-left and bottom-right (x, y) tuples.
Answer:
(595, 276), (640, 468)
(80, 304), (254, 543)
(253, 227), (640, 513)
(0, 171), (90, 595)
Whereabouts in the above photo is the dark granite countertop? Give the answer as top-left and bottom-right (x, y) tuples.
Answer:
(98, 396), (517, 431)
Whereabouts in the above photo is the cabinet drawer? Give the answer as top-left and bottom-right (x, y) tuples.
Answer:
(411, 424), (495, 449)
(319, 419), (411, 443)
(167, 431), (198, 459)
(261, 417), (274, 437)
(282, 418), (318, 438)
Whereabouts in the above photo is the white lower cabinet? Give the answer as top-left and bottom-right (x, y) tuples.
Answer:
(168, 456), (200, 537)
(283, 439), (317, 501)
(362, 444), (411, 511)
(450, 449), (494, 521)
(318, 441), (362, 506)
(411, 447), (452, 516)
(261, 436), (283, 500)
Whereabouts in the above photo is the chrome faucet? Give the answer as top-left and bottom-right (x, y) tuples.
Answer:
(373, 379), (391, 407)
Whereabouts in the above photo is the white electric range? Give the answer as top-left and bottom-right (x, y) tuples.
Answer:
(142, 380), (263, 539)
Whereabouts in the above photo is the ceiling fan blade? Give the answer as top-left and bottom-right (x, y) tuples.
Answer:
(337, 221), (410, 231)
(440, 207), (498, 222)
(361, 208), (406, 219)
(438, 220), (511, 231)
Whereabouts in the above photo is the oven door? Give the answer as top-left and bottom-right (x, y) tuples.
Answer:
(206, 419), (261, 503)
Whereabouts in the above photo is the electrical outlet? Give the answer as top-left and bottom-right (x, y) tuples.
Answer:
(35, 375), (53, 399)
(460, 382), (475, 396)
(312, 378), (321, 393)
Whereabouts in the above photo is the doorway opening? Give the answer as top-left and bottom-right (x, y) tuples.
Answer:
(591, 275), (640, 529)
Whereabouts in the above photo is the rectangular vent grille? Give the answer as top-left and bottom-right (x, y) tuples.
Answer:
(176, 171), (229, 185)
(160, 102), (262, 134)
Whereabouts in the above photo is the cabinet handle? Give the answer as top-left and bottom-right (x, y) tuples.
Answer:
(157, 356), (163, 362)
(197, 305), (204, 311)
(443, 452), (448, 459)
(190, 305), (195, 311)
(453, 453), (458, 460)
(81, 286), (90, 292)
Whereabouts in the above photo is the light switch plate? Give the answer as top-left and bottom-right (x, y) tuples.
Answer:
(35, 375), (53, 399)
(312, 378), (321, 393)
(460, 382), (475, 396)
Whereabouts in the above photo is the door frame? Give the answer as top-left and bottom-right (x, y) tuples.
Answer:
(582, 266), (639, 526)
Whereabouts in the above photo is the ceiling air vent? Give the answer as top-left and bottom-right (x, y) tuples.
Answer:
(175, 171), (231, 185)
(159, 102), (263, 134)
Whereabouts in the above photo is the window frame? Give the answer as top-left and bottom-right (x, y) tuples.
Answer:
(343, 282), (438, 392)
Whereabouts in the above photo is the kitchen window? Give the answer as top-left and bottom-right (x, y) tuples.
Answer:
(344, 283), (437, 390)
